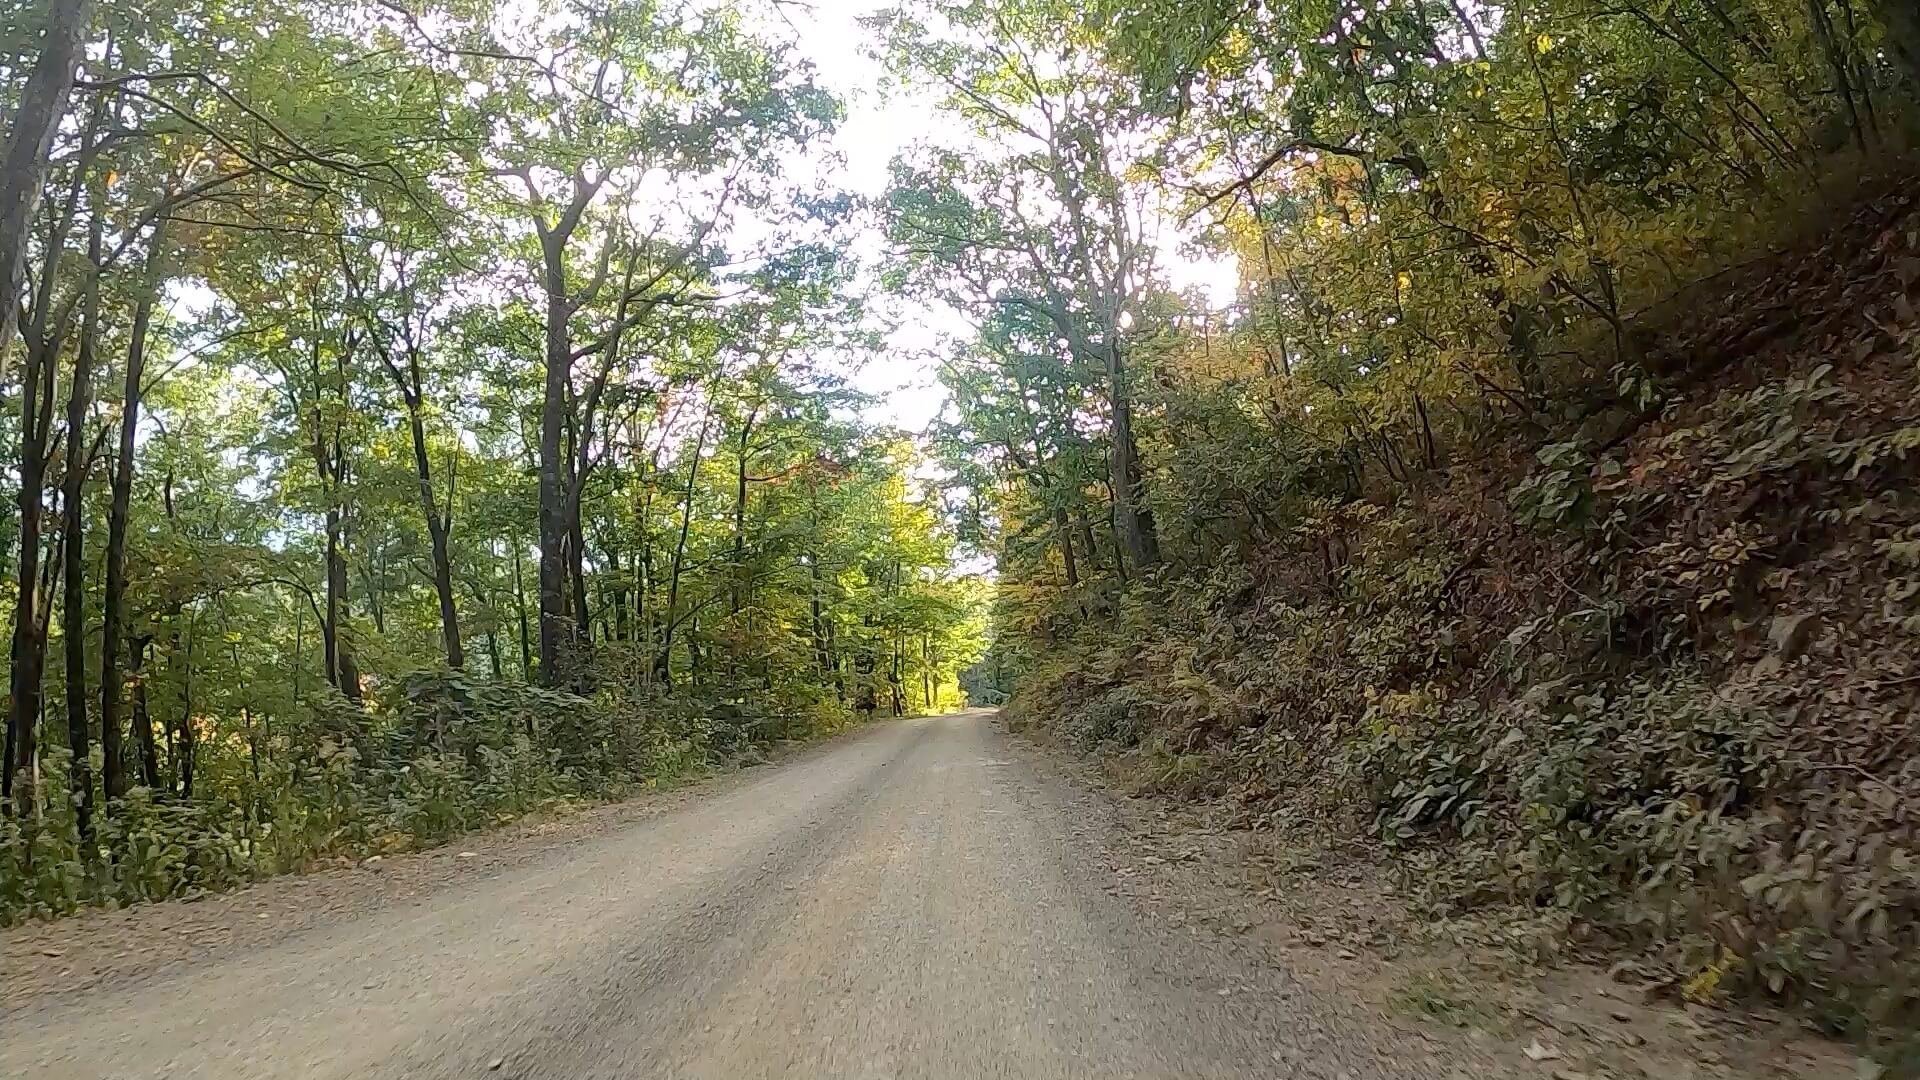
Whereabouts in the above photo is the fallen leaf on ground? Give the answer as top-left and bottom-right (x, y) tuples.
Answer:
(1524, 1038), (1562, 1062)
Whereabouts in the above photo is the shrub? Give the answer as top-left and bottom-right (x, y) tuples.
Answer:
(2, 663), (867, 925)
(1508, 440), (1599, 529)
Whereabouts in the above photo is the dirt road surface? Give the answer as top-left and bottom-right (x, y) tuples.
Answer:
(4, 712), (1491, 1079)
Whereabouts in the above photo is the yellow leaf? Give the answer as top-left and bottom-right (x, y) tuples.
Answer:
(1535, 32), (1554, 53)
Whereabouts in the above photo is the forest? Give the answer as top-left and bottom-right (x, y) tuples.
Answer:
(882, 0), (1920, 1044)
(0, 0), (984, 920)
(5, 0), (1920, 1045)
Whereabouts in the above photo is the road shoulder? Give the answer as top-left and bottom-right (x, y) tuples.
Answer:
(998, 718), (1866, 1080)
(0, 724), (881, 1008)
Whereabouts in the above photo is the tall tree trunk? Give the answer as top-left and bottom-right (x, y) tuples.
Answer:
(567, 497), (590, 653)
(825, 618), (841, 699)
(1053, 507), (1080, 587)
(890, 561), (904, 716)
(639, 542), (654, 670)
(102, 234), (163, 803)
(292, 607), (303, 705)
(4, 212), (80, 814)
(6, 334), (55, 813)
(1107, 345), (1161, 572)
(889, 634), (903, 717)
(637, 469), (655, 679)
(321, 508), (341, 690)
(402, 397), (462, 669)
(806, 484), (833, 684)
(128, 633), (158, 790)
(326, 512), (361, 703)
(0, 0), (91, 363)
(512, 541), (532, 680)
(176, 607), (195, 798)
(332, 445), (362, 699)
(525, 174), (602, 687)
(347, 247), (465, 671)
(1074, 508), (1102, 577)
(1040, 131), (1160, 575)
(307, 334), (360, 701)
(7, 96), (98, 813)
(537, 236), (573, 688)
(151, 483), (181, 795)
(611, 548), (631, 642)
(1101, 473), (1130, 584)
(423, 506), (461, 670)
(730, 405), (758, 616)
(62, 207), (102, 831)
(809, 569), (830, 678)
(656, 408), (711, 684)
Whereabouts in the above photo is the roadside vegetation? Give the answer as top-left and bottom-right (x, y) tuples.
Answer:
(898, 0), (1920, 1060)
(0, 0), (984, 924)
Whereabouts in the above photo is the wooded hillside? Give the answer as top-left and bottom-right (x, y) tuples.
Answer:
(886, 0), (1920, 1052)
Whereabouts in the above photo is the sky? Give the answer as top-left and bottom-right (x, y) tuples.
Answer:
(765, 0), (967, 434)
(762, 0), (1241, 433)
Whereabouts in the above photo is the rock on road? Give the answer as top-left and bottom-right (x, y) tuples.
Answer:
(2, 712), (1462, 1079)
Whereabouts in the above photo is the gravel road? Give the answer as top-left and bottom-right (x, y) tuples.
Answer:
(2, 712), (1478, 1079)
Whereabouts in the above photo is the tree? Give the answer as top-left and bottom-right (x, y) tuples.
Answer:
(434, 0), (840, 687)
(339, 227), (466, 671)
(0, 0), (91, 360)
(0, 0), (985, 920)
(876, 0), (1170, 575)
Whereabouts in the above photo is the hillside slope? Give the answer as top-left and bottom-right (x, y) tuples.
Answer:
(1009, 182), (1920, 1047)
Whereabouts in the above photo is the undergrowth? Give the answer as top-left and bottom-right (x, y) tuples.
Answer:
(1, 668), (858, 925)
(1003, 186), (1920, 1048)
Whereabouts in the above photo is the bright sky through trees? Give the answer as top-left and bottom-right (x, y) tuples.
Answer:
(759, 0), (1240, 432)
